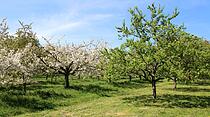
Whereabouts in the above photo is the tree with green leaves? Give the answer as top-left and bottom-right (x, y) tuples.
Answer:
(110, 3), (184, 99)
(163, 33), (210, 89)
(102, 48), (131, 82)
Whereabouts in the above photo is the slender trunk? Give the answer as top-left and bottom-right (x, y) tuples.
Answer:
(64, 73), (70, 88)
(55, 76), (57, 82)
(51, 76), (53, 83)
(78, 74), (81, 79)
(173, 77), (177, 89)
(152, 79), (156, 99)
(108, 78), (112, 83)
(45, 74), (48, 80)
(139, 75), (142, 80)
(129, 75), (132, 82)
(23, 82), (26, 94)
(23, 75), (26, 94)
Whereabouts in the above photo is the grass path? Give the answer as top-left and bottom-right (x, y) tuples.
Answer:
(16, 79), (210, 117)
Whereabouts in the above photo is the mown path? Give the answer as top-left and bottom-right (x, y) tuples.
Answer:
(16, 80), (210, 117)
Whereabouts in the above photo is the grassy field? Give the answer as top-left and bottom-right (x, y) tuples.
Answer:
(0, 76), (210, 117)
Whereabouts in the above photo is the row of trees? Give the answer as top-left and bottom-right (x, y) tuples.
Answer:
(101, 4), (210, 99)
(0, 19), (105, 92)
(0, 3), (209, 99)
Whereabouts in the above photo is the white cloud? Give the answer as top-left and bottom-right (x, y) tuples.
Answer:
(3, 0), (153, 45)
(32, 13), (113, 38)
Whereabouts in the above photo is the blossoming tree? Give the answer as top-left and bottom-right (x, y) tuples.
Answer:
(37, 39), (104, 88)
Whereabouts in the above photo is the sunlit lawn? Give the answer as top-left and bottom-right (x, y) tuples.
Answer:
(0, 76), (209, 117)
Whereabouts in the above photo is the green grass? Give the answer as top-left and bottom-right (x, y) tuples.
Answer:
(0, 76), (210, 117)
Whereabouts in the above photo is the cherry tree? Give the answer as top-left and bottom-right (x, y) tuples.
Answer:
(16, 44), (42, 93)
(37, 39), (104, 88)
(0, 43), (41, 93)
(0, 49), (19, 86)
(0, 19), (41, 93)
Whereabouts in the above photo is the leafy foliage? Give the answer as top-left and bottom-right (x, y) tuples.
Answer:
(102, 3), (185, 98)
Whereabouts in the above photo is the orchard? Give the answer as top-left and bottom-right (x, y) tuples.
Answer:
(0, 3), (209, 117)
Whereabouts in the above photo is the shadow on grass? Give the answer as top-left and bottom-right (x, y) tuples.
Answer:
(192, 80), (210, 86)
(180, 79), (210, 86)
(165, 87), (210, 92)
(69, 84), (118, 97)
(112, 80), (149, 89)
(27, 84), (56, 91)
(26, 80), (64, 91)
(2, 94), (55, 111)
(0, 81), (58, 92)
(35, 90), (72, 99)
(37, 80), (64, 85)
(123, 94), (210, 108)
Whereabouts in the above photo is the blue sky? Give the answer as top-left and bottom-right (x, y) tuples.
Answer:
(0, 0), (210, 47)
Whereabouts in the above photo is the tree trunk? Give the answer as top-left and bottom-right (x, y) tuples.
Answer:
(23, 82), (26, 94)
(129, 75), (132, 82)
(51, 76), (53, 83)
(22, 75), (26, 94)
(173, 77), (177, 89)
(152, 79), (156, 99)
(64, 73), (70, 88)
(139, 75), (142, 80)
(108, 78), (112, 83)
(45, 74), (48, 80)
(55, 76), (57, 83)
